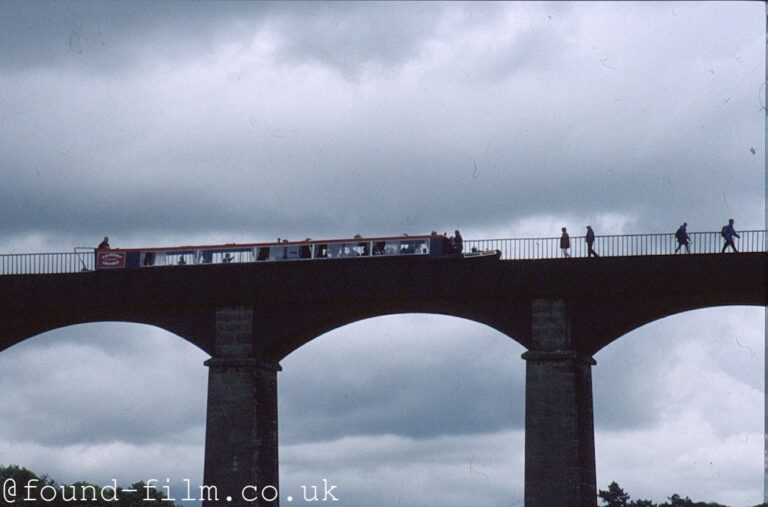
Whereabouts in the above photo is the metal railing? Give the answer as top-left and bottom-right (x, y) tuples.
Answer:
(464, 230), (766, 260)
(0, 250), (94, 275)
(0, 230), (765, 275)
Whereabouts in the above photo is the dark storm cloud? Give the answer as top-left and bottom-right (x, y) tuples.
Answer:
(0, 2), (761, 248)
(0, 1), (450, 75)
(0, 1), (265, 73)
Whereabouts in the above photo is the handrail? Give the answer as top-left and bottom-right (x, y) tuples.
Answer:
(0, 230), (764, 275)
(0, 250), (94, 276)
(464, 230), (766, 260)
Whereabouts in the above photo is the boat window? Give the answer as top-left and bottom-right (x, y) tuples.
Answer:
(400, 241), (416, 254)
(328, 244), (343, 258)
(383, 241), (400, 255)
(220, 251), (236, 263)
(372, 241), (386, 255)
(141, 251), (166, 266)
(336, 243), (366, 257)
(314, 244), (328, 258)
(141, 252), (155, 266)
(256, 247), (270, 261)
(175, 252), (190, 265)
(269, 246), (286, 261)
(285, 246), (299, 260)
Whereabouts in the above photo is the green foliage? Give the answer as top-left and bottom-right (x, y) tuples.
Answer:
(599, 481), (631, 507)
(0, 465), (178, 507)
(658, 493), (729, 507)
(599, 482), (731, 507)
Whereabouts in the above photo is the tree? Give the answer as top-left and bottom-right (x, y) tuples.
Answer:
(599, 481), (631, 507)
(658, 494), (729, 507)
(598, 481), (730, 507)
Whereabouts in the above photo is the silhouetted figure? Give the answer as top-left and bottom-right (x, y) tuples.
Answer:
(674, 222), (690, 253)
(586, 226), (599, 257)
(223, 253), (234, 263)
(178, 256), (187, 265)
(560, 227), (571, 257)
(94, 236), (111, 269)
(453, 230), (463, 254)
(721, 218), (740, 253)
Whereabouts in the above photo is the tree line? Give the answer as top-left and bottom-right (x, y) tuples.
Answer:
(600, 481), (768, 507)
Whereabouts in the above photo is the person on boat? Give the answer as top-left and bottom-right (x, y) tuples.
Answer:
(453, 230), (463, 254)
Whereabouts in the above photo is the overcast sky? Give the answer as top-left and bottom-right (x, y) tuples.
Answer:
(0, 2), (765, 506)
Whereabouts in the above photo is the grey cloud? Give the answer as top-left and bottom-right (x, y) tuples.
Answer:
(279, 317), (526, 443)
(0, 2), (762, 248)
(0, 2), (451, 76)
(0, 327), (208, 446)
(266, 3), (445, 76)
(594, 306), (764, 434)
(0, 3), (764, 505)
(0, 1), (257, 74)
(281, 431), (525, 507)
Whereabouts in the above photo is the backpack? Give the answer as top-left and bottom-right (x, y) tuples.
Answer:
(721, 225), (728, 239)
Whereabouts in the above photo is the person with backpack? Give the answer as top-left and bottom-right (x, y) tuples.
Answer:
(721, 218), (740, 253)
(674, 222), (690, 253)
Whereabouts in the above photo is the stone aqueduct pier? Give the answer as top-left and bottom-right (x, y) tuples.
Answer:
(0, 241), (765, 506)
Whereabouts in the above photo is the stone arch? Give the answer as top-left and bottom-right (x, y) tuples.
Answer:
(260, 299), (531, 362)
(0, 306), (216, 355)
(592, 306), (764, 504)
(278, 313), (528, 506)
(0, 321), (209, 497)
(575, 295), (764, 354)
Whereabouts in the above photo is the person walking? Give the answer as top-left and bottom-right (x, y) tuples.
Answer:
(674, 222), (690, 253)
(586, 225), (599, 257)
(560, 227), (571, 257)
(721, 218), (740, 253)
